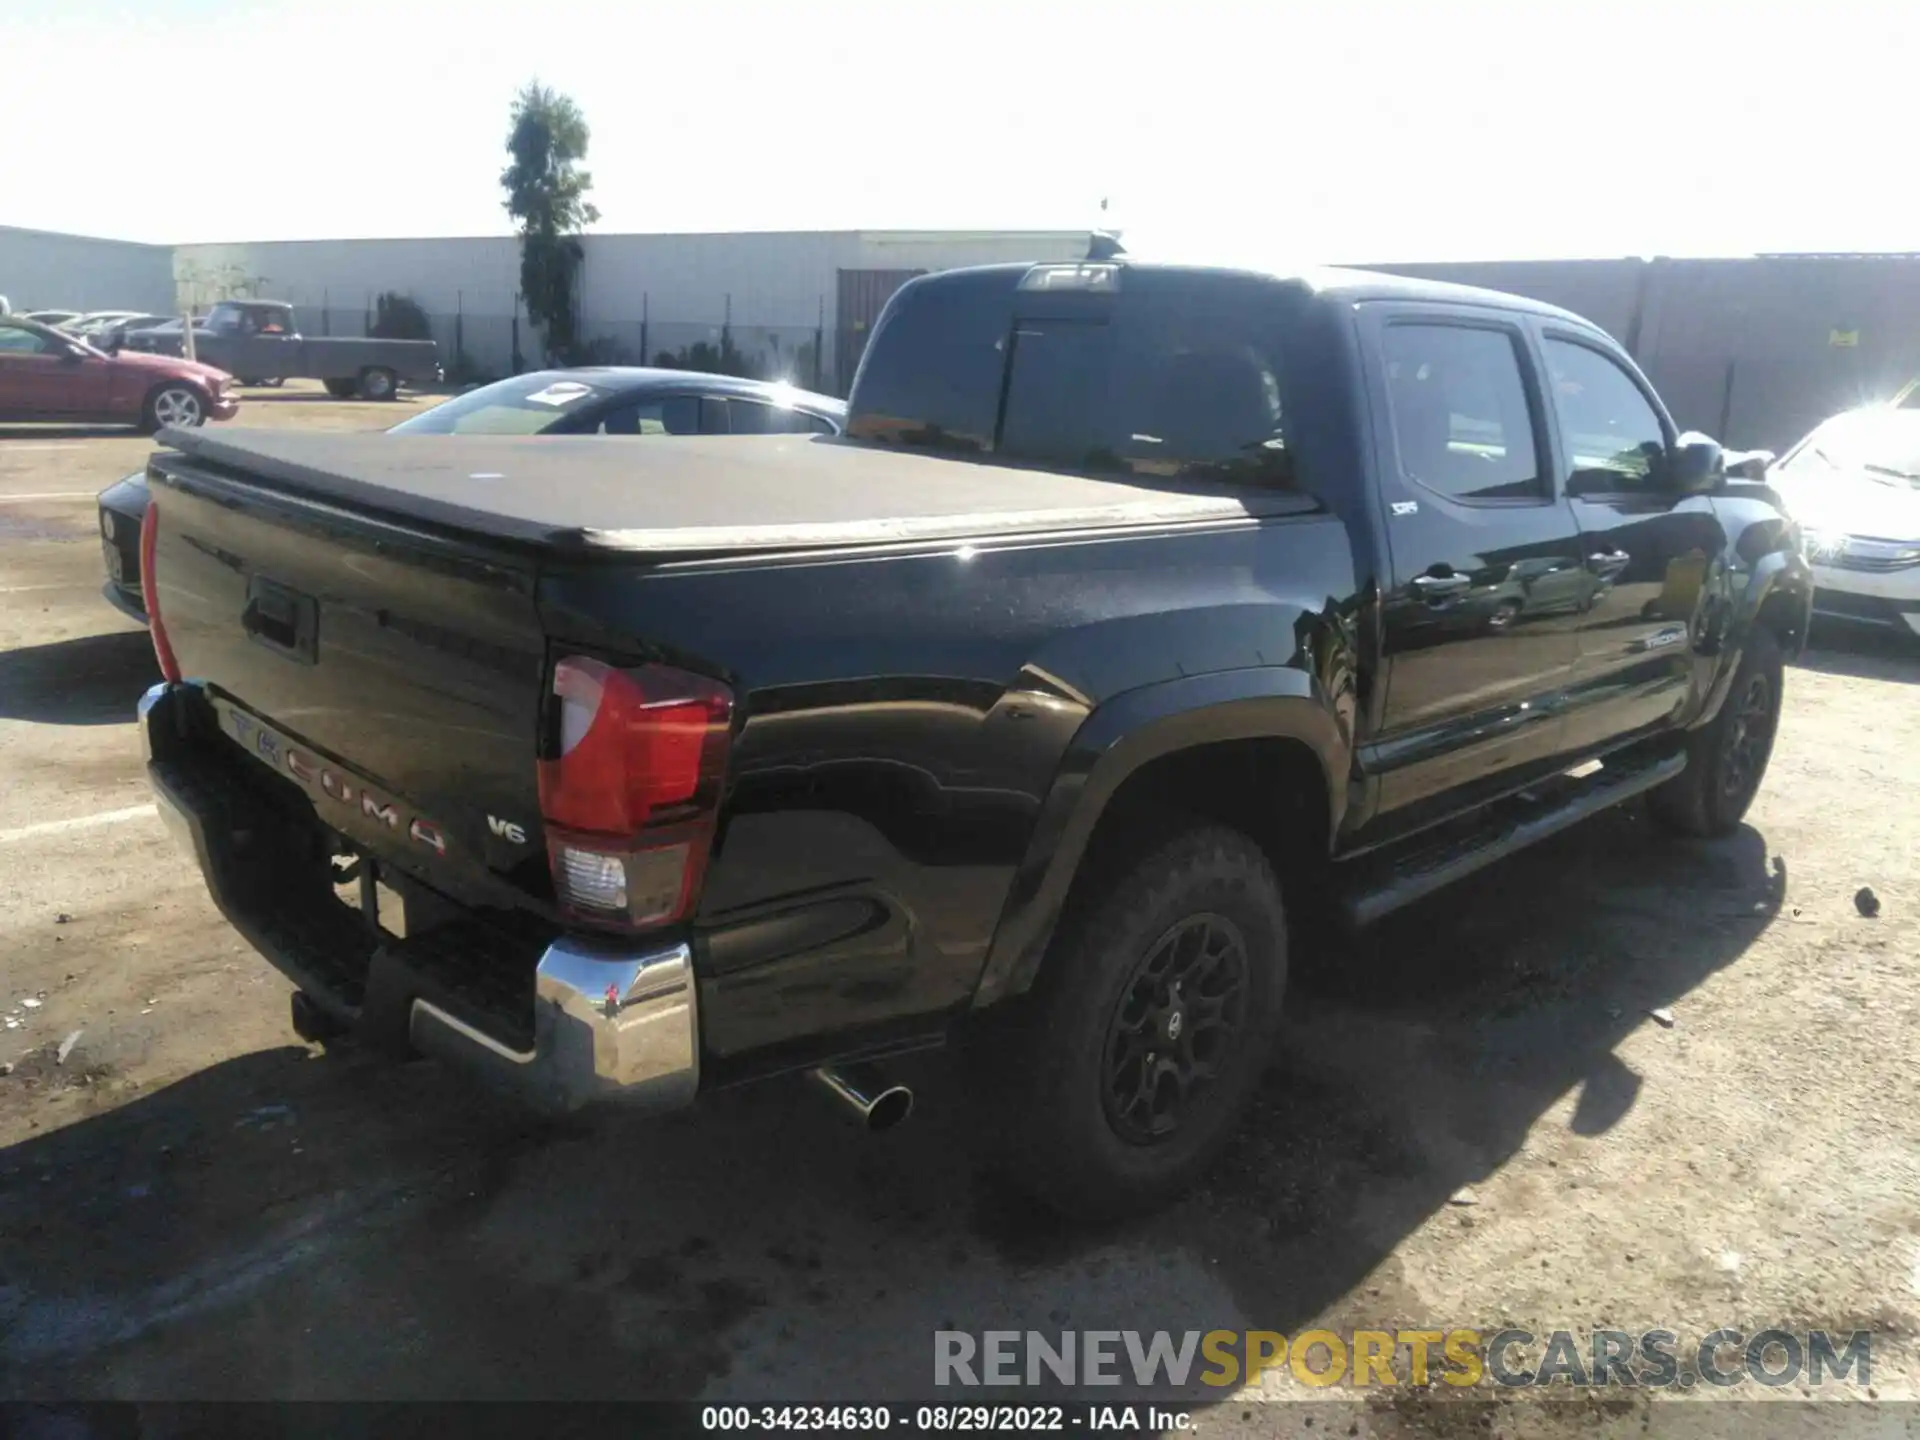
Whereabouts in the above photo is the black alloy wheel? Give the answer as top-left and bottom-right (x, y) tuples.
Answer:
(1101, 913), (1250, 1145)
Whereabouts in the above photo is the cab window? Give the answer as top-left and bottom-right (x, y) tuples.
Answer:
(1542, 338), (1668, 495)
(999, 279), (1292, 484)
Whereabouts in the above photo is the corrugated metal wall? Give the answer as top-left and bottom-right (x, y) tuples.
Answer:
(0, 225), (176, 315)
(1372, 254), (1920, 453)
(134, 233), (1920, 433)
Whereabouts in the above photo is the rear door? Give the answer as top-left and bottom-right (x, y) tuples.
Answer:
(1357, 304), (1586, 830)
(1539, 332), (1731, 749)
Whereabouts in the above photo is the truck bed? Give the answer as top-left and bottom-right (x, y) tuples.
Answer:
(158, 427), (1317, 558)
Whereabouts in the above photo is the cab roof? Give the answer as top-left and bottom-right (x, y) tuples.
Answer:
(923, 259), (1599, 330)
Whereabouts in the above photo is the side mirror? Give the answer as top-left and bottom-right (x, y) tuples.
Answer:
(1667, 432), (1725, 494)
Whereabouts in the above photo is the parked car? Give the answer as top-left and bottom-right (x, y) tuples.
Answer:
(122, 299), (439, 397)
(390, 368), (845, 437)
(0, 316), (237, 432)
(60, 310), (146, 337)
(1769, 406), (1920, 637)
(134, 260), (1809, 1216)
(91, 314), (184, 352)
(97, 368), (845, 622)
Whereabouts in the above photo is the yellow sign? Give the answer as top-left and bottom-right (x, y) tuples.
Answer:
(1830, 328), (1860, 348)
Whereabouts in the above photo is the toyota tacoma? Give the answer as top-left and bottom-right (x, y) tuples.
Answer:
(134, 259), (1812, 1215)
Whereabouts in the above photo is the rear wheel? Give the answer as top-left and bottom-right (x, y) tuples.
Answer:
(1648, 625), (1783, 838)
(358, 366), (398, 401)
(141, 383), (205, 434)
(975, 823), (1288, 1217)
(323, 378), (359, 398)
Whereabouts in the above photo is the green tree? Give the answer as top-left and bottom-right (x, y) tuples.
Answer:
(370, 292), (432, 341)
(500, 81), (599, 363)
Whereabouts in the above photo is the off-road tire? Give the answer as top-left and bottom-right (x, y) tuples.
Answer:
(1648, 625), (1784, 838)
(977, 823), (1288, 1218)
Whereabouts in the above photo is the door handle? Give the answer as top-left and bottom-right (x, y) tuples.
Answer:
(1411, 572), (1472, 599)
(1588, 549), (1630, 575)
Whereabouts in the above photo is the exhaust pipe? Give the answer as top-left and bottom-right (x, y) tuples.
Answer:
(810, 1063), (914, 1133)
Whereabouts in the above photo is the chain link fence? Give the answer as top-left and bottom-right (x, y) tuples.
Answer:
(284, 303), (838, 393)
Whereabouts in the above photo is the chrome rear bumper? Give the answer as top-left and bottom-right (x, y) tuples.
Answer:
(140, 681), (699, 1114)
(407, 938), (698, 1113)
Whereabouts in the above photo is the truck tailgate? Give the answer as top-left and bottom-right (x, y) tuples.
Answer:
(147, 454), (550, 903)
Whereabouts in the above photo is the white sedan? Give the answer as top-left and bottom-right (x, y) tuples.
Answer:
(1770, 407), (1920, 638)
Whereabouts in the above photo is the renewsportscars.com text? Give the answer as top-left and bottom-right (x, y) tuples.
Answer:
(934, 1328), (1872, 1390)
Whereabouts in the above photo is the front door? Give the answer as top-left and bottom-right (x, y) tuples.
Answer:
(1539, 334), (1733, 750)
(1361, 307), (1587, 834)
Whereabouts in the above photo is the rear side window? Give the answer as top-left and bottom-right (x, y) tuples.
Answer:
(1382, 324), (1544, 502)
(726, 399), (835, 434)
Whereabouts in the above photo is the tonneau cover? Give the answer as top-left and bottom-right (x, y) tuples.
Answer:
(157, 427), (1314, 558)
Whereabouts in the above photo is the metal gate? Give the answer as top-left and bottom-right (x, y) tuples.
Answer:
(834, 268), (924, 395)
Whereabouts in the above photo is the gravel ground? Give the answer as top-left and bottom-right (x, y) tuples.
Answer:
(0, 385), (1914, 1434)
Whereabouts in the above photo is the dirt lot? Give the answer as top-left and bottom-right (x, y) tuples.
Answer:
(0, 384), (1915, 1433)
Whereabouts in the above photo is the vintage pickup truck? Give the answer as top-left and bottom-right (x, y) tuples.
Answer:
(134, 259), (1811, 1215)
(121, 299), (439, 398)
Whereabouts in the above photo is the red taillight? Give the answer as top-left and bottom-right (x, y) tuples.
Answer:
(139, 499), (182, 683)
(538, 656), (732, 931)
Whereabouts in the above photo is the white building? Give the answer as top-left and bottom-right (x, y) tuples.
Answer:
(0, 224), (176, 316)
(171, 229), (1090, 389)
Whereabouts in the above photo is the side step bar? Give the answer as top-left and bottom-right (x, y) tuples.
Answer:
(1337, 749), (1687, 928)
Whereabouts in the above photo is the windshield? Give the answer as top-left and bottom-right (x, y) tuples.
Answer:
(1781, 414), (1920, 486)
(388, 373), (613, 435)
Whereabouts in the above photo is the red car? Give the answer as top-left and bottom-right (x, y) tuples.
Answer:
(0, 316), (238, 431)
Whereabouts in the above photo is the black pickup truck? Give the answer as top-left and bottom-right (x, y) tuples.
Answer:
(135, 259), (1811, 1215)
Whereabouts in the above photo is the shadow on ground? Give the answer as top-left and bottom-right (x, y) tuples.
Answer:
(1798, 621), (1920, 684)
(0, 427), (140, 443)
(0, 806), (1781, 1403)
(0, 631), (158, 725)
(225, 390), (425, 407)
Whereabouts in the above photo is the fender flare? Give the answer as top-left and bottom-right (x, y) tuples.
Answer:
(970, 667), (1349, 1007)
(1700, 546), (1812, 725)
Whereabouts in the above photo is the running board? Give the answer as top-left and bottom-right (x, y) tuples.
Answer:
(1337, 749), (1687, 928)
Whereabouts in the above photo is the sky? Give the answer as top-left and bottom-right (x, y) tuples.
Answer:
(2, 0), (1915, 264)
